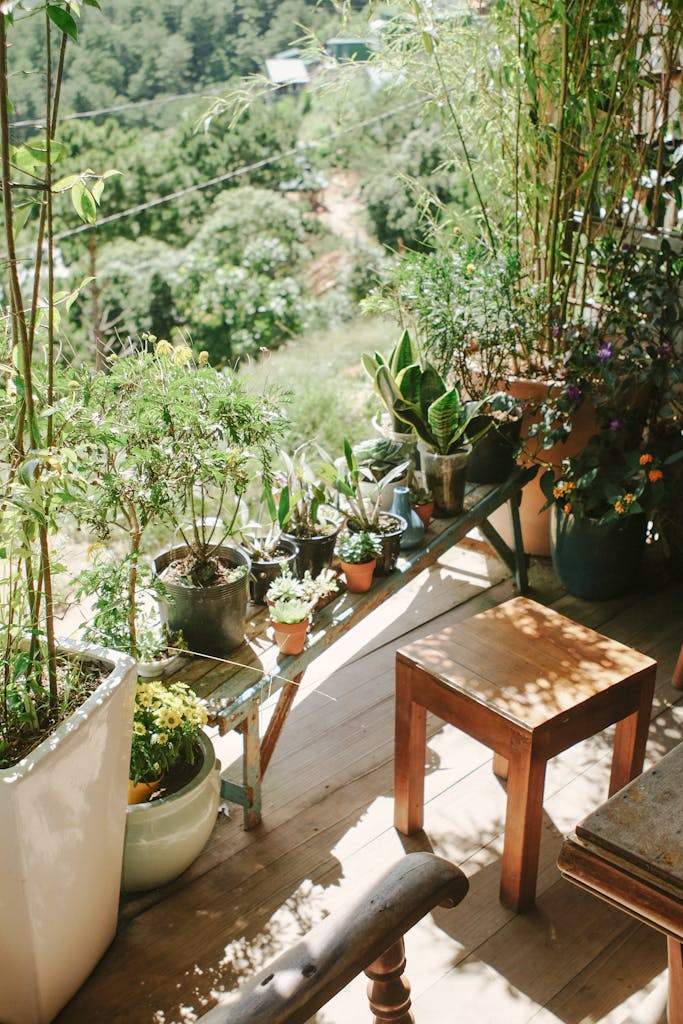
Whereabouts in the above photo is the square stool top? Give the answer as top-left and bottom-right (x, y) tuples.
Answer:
(397, 597), (657, 730)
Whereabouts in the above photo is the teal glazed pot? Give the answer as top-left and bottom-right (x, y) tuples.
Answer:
(550, 508), (647, 600)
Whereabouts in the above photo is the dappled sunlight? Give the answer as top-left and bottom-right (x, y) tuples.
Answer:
(401, 597), (655, 725)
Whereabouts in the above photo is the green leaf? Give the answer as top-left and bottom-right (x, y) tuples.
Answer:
(83, 0), (101, 7)
(389, 328), (419, 376)
(47, 5), (78, 41)
(427, 391), (464, 455)
(52, 173), (81, 193)
(91, 178), (104, 205)
(70, 180), (97, 223)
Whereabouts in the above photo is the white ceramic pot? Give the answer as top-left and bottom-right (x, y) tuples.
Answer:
(121, 730), (221, 893)
(0, 639), (137, 1024)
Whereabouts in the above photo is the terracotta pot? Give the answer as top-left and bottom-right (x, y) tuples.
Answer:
(341, 558), (376, 593)
(271, 617), (310, 655)
(490, 378), (600, 557)
(413, 501), (434, 528)
(127, 776), (162, 805)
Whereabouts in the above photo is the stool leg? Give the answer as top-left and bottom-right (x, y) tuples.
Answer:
(500, 744), (546, 912)
(608, 669), (656, 796)
(394, 664), (427, 835)
(668, 938), (683, 1024)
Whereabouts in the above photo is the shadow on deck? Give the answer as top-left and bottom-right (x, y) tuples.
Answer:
(56, 544), (683, 1024)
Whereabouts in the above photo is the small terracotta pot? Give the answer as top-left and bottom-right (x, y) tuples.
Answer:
(413, 502), (434, 528)
(271, 617), (310, 655)
(127, 776), (162, 805)
(341, 558), (376, 594)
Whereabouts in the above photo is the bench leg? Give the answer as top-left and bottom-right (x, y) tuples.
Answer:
(241, 706), (262, 830)
(500, 745), (547, 912)
(394, 666), (427, 835)
(608, 669), (656, 796)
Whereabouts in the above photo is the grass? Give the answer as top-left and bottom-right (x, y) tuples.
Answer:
(239, 315), (396, 457)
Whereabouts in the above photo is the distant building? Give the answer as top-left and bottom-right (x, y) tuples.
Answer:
(325, 38), (371, 63)
(265, 57), (309, 95)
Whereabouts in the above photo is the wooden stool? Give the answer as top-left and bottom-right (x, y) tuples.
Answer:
(393, 597), (657, 912)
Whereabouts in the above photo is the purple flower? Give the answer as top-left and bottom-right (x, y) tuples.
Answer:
(552, 323), (562, 339)
(597, 342), (612, 362)
(609, 418), (625, 432)
(566, 384), (582, 405)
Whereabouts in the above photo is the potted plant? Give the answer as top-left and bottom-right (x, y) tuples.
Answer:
(84, 338), (285, 658)
(371, 353), (490, 516)
(266, 566), (339, 655)
(409, 483), (434, 528)
(350, 436), (414, 511)
(74, 551), (188, 678)
(540, 438), (682, 600)
(322, 439), (409, 574)
(0, 8), (138, 1022)
(362, 328), (420, 445)
(122, 680), (221, 892)
(336, 530), (383, 593)
(276, 441), (342, 578)
(238, 507), (298, 605)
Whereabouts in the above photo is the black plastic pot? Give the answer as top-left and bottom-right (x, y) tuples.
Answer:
(282, 523), (340, 578)
(154, 544), (251, 657)
(249, 538), (298, 605)
(466, 414), (522, 484)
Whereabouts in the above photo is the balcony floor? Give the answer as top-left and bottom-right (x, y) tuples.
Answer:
(56, 538), (683, 1024)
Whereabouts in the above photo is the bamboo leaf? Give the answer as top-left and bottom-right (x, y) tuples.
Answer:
(47, 5), (78, 40)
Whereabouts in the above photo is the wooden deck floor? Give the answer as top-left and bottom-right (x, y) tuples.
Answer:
(56, 538), (683, 1024)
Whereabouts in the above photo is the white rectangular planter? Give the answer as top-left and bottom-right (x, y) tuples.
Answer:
(0, 639), (137, 1024)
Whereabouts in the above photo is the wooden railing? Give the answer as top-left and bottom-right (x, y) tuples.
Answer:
(198, 852), (469, 1024)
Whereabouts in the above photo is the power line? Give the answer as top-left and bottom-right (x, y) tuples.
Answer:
(10, 89), (215, 128)
(52, 95), (427, 242)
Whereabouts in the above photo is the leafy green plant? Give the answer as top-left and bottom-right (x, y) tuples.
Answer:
(67, 337), (288, 597)
(362, 328), (420, 433)
(75, 551), (184, 663)
(275, 442), (340, 540)
(0, 1), (116, 765)
(129, 680), (208, 786)
(321, 439), (410, 533)
(336, 530), (382, 565)
(371, 352), (491, 456)
(265, 566), (339, 624)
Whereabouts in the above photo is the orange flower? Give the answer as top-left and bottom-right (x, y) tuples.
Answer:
(623, 493), (635, 504)
(639, 453), (653, 465)
(614, 500), (626, 515)
(563, 502), (572, 515)
(648, 468), (663, 483)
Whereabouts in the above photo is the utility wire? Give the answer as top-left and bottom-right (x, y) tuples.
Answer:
(11, 89), (215, 128)
(51, 94), (427, 242)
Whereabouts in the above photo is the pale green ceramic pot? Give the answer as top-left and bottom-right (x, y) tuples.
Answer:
(121, 730), (221, 893)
